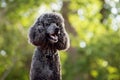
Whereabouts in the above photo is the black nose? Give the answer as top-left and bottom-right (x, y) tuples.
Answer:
(55, 28), (60, 34)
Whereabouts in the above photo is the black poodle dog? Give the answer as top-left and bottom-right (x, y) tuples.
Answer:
(28, 12), (70, 80)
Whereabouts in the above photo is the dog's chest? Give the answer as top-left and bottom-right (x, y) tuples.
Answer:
(31, 48), (61, 80)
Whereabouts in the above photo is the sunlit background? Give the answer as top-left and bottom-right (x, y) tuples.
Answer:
(0, 0), (120, 80)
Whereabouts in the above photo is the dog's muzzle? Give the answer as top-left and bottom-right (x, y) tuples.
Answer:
(46, 23), (60, 43)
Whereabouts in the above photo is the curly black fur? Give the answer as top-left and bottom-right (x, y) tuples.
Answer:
(28, 12), (70, 80)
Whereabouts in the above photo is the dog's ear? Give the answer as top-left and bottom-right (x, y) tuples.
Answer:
(28, 20), (46, 46)
(55, 27), (70, 51)
(28, 26), (36, 45)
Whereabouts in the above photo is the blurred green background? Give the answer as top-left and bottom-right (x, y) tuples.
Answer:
(0, 0), (120, 80)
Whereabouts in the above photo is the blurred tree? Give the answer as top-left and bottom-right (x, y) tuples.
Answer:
(60, 0), (120, 80)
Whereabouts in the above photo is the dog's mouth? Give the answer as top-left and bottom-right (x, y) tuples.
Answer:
(48, 33), (58, 43)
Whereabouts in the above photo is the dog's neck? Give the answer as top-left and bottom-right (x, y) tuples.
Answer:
(37, 46), (57, 58)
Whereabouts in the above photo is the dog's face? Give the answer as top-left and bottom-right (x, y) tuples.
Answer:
(29, 12), (69, 50)
(37, 13), (64, 43)
(46, 23), (60, 43)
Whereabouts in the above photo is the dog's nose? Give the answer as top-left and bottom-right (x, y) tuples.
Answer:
(55, 28), (59, 32)
(55, 28), (60, 34)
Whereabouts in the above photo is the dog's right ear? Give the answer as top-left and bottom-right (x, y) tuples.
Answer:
(28, 26), (35, 45)
(28, 21), (45, 46)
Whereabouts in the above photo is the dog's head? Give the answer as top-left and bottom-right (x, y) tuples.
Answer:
(37, 12), (64, 43)
(29, 12), (69, 50)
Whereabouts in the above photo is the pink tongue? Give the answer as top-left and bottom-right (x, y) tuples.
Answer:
(51, 35), (58, 40)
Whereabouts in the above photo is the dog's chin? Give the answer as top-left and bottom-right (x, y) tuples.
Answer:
(48, 34), (58, 43)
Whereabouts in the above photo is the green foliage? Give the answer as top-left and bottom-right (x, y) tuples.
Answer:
(0, 0), (120, 80)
